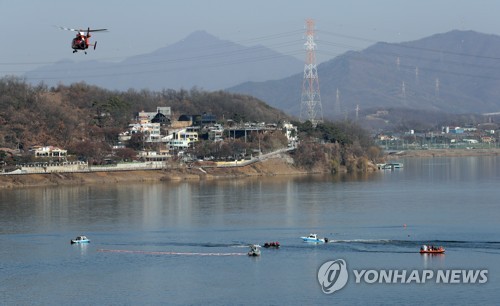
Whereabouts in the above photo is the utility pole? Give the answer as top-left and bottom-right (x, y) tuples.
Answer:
(300, 18), (323, 126)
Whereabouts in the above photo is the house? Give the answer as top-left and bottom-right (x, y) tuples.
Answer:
(151, 112), (170, 125)
(208, 124), (224, 142)
(282, 122), (298, 146)
(31, 146), (67, 159)
(200, 113), (217, 125)
(124, 122), (162, 142)
(177, 127), (199, 142)
(138, 106), (172, 124)
(162, 127), (200, 155)
(167, 139), (191, 154)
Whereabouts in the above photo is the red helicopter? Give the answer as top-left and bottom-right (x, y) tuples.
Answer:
(58, 26), (108, 54)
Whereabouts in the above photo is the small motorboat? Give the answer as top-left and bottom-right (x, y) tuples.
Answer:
(263, 241), (280, 248)
(419, 245), (445, 254)
(71, 235), (90, 244)
(248, 244), (261, 256)
(301, 233), (328, 243)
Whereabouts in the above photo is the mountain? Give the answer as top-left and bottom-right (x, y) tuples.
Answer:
(227, 30), (500, 117)
(25, 31), (303, 91)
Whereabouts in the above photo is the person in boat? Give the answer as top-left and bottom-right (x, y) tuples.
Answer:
(264, 241), (280, 247)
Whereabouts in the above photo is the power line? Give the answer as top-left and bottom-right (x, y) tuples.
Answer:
(3, 27), (500, 85)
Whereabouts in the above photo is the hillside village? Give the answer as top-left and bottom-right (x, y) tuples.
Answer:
(0, 78), (306, 174)
(0, 104), (298, 174)
(116, 106), (297, 161)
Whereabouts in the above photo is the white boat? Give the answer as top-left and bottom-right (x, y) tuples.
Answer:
(247, 244), (261, 256)
(301, 233), (328, 243)
(71, 235), (90, 244)
(378, 162), (404, 170)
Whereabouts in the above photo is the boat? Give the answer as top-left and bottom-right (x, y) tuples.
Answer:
(248, 244), (261, 256)
(263, 241), (280, 248)
(419, 245), (444, 254)
(378, 162), (404, 170)
(300, 233), (328, 243)
(71, 235), (90, 244)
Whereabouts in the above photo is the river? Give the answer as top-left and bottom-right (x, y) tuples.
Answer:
(1, 156), (499, 305)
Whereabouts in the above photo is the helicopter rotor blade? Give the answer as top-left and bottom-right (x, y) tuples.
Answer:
(56, 26), (108, 33)
(56, 26), (80, 32)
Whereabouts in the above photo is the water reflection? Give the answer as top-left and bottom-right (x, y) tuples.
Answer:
(75, 242), (89, 256)
(1, 156), (499, 305)
(405, 156), (499, 182)
(1, 156), (499, 235)
(421, 253), (446, 268)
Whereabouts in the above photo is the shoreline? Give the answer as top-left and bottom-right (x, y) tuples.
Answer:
(2, 149), (499, 189)
(0, 156), (324, 189)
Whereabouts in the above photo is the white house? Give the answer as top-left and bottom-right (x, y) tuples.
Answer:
(32, 146), (67, 158)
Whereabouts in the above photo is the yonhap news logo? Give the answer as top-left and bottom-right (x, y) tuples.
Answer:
(317, 259), (349, 294)
(318, 259), (488, 295)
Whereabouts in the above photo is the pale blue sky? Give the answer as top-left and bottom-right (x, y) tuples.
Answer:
(1, 0), (499, 77)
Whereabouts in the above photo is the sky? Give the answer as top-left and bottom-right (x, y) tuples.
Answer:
(1, 0), (500, 79)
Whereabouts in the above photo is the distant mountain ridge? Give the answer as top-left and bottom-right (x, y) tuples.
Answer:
(228, 30), (500, 117)
(25, 30), (500, 118)
(25, 30), (303, 91)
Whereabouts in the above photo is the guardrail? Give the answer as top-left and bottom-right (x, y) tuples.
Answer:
(1, 147), (295, 175)
(1, 161), (171, 175)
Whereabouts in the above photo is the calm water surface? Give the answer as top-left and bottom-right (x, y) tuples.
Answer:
(1, 156), (499, 305)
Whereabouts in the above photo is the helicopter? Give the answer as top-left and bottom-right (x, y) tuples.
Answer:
(58, 26), (108, 54)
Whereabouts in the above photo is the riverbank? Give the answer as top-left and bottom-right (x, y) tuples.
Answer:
(2, 149), (499, 189)
(0, 154), (327, 189)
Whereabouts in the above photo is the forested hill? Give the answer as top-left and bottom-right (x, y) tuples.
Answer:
(0, 77), (291, 151)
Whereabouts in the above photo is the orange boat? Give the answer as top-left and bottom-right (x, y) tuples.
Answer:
(419, 245), (445, 254)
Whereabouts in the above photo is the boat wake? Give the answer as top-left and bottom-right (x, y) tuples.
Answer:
(97, 249), (247, 256)
(327, 239), (500, 253)
(101, 239), (500, 254)
(107, 241), (246, 248)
